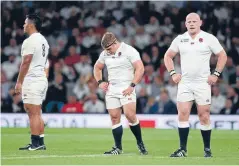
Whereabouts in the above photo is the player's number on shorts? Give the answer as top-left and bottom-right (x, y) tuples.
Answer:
(42, 44), (45, 57)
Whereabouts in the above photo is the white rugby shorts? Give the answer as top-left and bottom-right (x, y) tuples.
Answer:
(105, 82), (136, 109)
(22, 77), (48, 105)
(177, 81), (211, 105)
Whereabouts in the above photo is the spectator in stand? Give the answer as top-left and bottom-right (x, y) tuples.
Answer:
(2, 55), (21, 81)
(151, 46), (161, 71)
(45, 73), (67, 112)
(226, 86), (239, 112)
(211, 85), (226, 114)
(148, 76), (164, 99)
(73, 75), (90, 100)
(61, 95), (84, 113)
(232, 77), (239, 95)
(158, 88), (177, 114)
(144, 96), (159, 114)
(74, 54), (93, 77)
(64, 46), (81, 66)
(222, 57), (236, 85)
(136, 88), (148, 114)
(165, 77), (178, 104)
(3, 38), (20, 56)
(220, 98), (235, 114)
(83, 93), (105, 113)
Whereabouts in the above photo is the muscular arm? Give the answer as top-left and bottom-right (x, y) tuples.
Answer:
(132, 60), (144, 84)
(215, 50), (227, 73)
(163, 49), (178, 72)
(44, 68), (49, 78)
(17, 55), (33, 84)
(93, 62), (105, 82)
(44, 60), (50, 78)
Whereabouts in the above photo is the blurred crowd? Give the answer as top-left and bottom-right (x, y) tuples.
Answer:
(1, 1), (239, 114)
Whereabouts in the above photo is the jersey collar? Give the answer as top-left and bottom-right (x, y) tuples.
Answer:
(115, 42), (124, 56)
(187, 30), (203, 41)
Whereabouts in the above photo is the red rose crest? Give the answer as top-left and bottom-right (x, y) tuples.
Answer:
(199, 38), (203, 43)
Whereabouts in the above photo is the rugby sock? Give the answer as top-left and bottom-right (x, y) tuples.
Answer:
(39, 134), (44, 146)
(178, 121), (190, 151)
(200, 124), (211, 150)
(112, 123), (123, 150)
(129, 119), (143, 144)
(31, 135), (40, 147)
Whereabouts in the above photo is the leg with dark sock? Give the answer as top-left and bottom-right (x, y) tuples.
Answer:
(112, 124), (123, 150)
(129, 119), (148, 155)
(178, 121), (190, 151)
(31, 135), (40, 147)
(200, 124), (211, 150)
(27, 104), (41, 147)
(129, 120), (143, 144)
(39, 115), (45, 146)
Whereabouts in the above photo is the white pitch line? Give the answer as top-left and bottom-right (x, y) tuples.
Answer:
(2, 154), (237, 160)
(2, 153), (137, 160)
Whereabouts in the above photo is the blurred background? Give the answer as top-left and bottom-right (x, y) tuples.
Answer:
(1, 1), (239, 115)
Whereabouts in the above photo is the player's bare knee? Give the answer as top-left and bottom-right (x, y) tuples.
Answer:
(124, 112), (136, 123)
(110, 115), (120, 124)
(178, 110), (189, 118)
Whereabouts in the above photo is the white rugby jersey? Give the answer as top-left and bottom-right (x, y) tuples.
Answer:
(21, 32), (49, 77)
(169, 30), (223, 82)
(97, 42), (141, 84)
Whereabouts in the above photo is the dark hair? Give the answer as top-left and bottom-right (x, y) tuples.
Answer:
(26, 14), (42, 32)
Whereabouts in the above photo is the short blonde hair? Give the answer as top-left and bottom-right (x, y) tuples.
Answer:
(101, 32), (117, 49)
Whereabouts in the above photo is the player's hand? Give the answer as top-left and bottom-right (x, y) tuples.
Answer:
(99, 82), (109, 92)
(172, 74), (182, 84)
(14, 82), (22, 95)
(207, 75), (218, 85)
(122, 86), (134, 96)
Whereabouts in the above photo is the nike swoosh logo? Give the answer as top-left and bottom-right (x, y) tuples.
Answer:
(28, 145), (44, 151)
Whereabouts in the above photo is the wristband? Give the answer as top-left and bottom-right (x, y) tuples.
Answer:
(169, 70), (176, 76)
(97, 80), (104, 85)
(130, 83), (136, 88)
(213, 70), (221, 77)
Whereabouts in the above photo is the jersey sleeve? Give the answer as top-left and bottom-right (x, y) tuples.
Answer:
(21, 39), (36, 56)
(169, 35), (180, 53)
(127, 47), (141, 63)
(209, 34), (224, 54)
(45, 59), (50, 69)
(97, 51), (105, 64)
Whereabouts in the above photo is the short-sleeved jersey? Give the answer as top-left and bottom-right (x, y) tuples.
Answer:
(97, 42), (141, 83)
(169, 30), (223, 82)
(21, 33), (49, 78)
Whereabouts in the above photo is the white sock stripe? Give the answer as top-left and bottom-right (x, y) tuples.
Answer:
(200, 124), (212, 130)
(178, 121), (189, 128)
(112, 123), (122, 129)
(129, 119), (139, 126)
(40, 134), (44, 138)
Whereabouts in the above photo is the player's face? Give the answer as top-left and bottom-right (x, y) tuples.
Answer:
(105, 43), (116, 55)
(185, 15), (202, 35)
(23, 18), (33, 34)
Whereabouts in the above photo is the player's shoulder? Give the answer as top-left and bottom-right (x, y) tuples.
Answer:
(200, 30), (218, 41)
(99, 50), (107, 57)
(123, 42), (139, 54)
(171, 32), (187, 43)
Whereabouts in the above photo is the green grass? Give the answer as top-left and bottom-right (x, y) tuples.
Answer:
(1, 128), (239, 165)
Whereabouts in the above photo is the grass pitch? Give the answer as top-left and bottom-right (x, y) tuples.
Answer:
(1, 128), (239, 165)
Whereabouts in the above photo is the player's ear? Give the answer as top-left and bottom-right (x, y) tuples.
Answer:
(199, 20), (203, 27)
